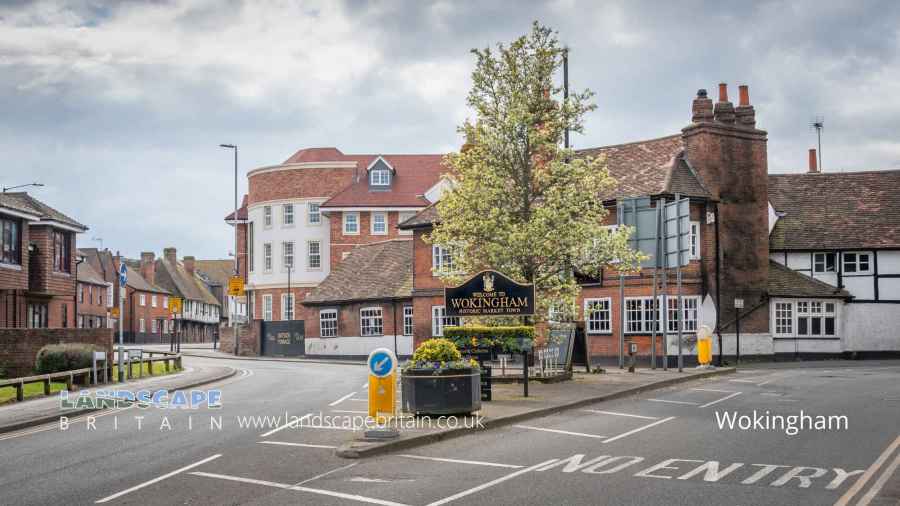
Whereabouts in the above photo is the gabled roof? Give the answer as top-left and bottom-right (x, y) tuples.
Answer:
(155, 258), (219, 305)
(303, 240), (413, 305)
(768, 261), (849, 299)
(768, 170), (900, 250)
(78, 248), (117, 284)
(0, 192), (87, 230)
(75, 258), (107, 286)
(194, 260), (235, 286)
(398, 203), (439, 230)
(321, 154), (446, 208)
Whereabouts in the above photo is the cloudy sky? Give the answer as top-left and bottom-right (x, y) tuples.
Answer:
(2, 0), (899, 259)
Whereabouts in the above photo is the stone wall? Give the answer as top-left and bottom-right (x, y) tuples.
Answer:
(0, 327), (113, 378)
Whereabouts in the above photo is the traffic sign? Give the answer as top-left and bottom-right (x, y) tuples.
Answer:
(169, 297), (183, 315)
(111, 307), (120, 318)
(119, 263), (127, 286)
(367, 348), (397, 419)
(368, 348), (395, 378)
(227, 276), (245, 296)
(734, 298), (744, 309)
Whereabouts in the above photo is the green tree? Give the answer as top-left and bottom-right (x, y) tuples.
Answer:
(429, 22), (644, 324)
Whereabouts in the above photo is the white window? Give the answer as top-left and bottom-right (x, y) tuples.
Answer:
(774, 302), (793, 336)
(263, 205), (272, 227)
(106, 285), (113, 307)
(690, 221), (700, 259)
(398, 211), (416, 235)
(432, 245), (455, 274)
(343, 212), (359, 235)
(263, 295), (273, 321)
(281, 293), (294, 320)
(139, 318), (146, 333)
(796, 300), (837, 336)
(370, 168), (391, 186)
(263, 243), (273, 272)
(139, 294), (146, 307)
(403, 306), (414, 336)
(320, 309), (337, 337)
(151, 319), (158, 333)
(431, 306), (459, 337)
(248, 222), (254, 273)
(151, 295), (158, 308)
(664, 297), (700, 333)
(163, 296), (168, 309)
(371, 212), (387, 235)
(282, 204), (294, 226)
(360, 307), (383, 336)
(842, 252), (871, 274)
(625, 297), (659, 334)
(584, 298), (611, 334)
(307, 241), (321, 270)
(308, 202), (321, 225)
(813, 252), (836, 273)
(282, 241), (294, 271)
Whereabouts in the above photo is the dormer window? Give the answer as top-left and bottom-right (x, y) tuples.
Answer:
(370, 168), (391, 186)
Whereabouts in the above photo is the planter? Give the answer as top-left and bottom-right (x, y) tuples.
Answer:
(401, 368), (481, 415)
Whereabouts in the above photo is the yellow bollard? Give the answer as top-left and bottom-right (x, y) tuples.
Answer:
(697, 325), (713, 365)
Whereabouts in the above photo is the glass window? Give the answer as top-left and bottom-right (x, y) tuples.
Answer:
(626, 297), (661, 333)
(370, 169), (391, 186)
(282, 241), (294, 270)
(307, 241), (321, 269)
(263, 206), (272, 227)
(163, 296), (168, 309)
(282, 204), (294, 226)
(308, 203), (321, 225)
(264, 243), (272, 271)
(53, 230), (71, 272)
(584, 298), (611, 334)
(151, 319), (158, 333)
(432, 245), (455, 274)
(360, 307), (383, 336)
(152, 295), (158, 307)
(0, 217), (21, 264)
(343, 212), (359, 234)
(431, 306), (459, 337)
(320, 309), (337, 337)
(263, 295), (273, 321)
(139, 318), (146, 333)
(842, 252), (872, 274)
(140, 294), (146, 306)
(403, 306), (414, 336)
(774, 302), (793, 336)
(248, 222), (254, 272)
(282, 293), (294, 320)
(371, 212), (387, 235)
(690, 222), (700, 259)
(27, 303), (49, 328)
(813, 252), (836, 273)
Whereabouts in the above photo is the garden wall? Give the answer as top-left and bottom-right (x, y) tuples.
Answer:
(0, 328), (114, 378)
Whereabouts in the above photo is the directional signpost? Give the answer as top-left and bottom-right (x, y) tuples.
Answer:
(366, 347), (399, 439)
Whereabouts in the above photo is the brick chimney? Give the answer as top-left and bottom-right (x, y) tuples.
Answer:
(713, 83), (736, 124)
(691, 89), (714, 123)
(163, 247), (177, 265)
(183, 256), (195, 276)
(734, 84), (756, 127)
(808, 148), (819, 173)
(140, 252), (156, 285)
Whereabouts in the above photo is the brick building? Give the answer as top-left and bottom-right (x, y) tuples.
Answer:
(75, 254), (112, 329)
(1, 192), (87, 328)
(150, 248), (221, 342)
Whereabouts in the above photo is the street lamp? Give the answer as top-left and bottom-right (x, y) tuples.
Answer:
(2, 182), (44, 192)
(219, 143), (238, 330)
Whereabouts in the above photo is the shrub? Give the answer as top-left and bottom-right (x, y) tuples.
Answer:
(35, 344), (104, 375)
(443, 325), (535, 353)
(405, 338), (478, 371)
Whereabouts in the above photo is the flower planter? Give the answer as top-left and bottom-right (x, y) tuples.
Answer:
(401, 368), (481, 416)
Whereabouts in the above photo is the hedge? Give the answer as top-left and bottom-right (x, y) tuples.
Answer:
(443, 325), (535, 354)
(34, 343), (104, 375)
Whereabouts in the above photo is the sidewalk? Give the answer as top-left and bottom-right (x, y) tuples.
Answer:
(336, 366), (734, 458)
(0, 362), (236, 434)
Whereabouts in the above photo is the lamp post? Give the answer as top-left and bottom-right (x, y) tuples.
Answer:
(2, 182), (44, 192)
(219, 144), (238, 328)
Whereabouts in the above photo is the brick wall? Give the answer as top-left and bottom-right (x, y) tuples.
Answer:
(0, 327), (113, 377)
(248, 166), (354, 205)
(329, 211), (412, 268)
(219, 319), (261, 356)
(0, 216), (29, 291)
(124, 289), (173, 342)
(28, 225), (76, 297)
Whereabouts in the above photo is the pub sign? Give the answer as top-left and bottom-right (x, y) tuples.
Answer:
(444, 270), (535, 317)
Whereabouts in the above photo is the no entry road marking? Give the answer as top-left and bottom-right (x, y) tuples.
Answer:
(699, 392), (743, 408)
(834, 435), (900, 506)
(513, 425), (607, 439)
(602, 416), (676, 444)
(95, 454), (221, 503)
(398, 454), (525, 469)
(583, 410), (659, 420)
(257, 441), (337, 449)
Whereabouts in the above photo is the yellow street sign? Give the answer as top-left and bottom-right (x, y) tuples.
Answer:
(110, 307), (120, 318)
(169, 297), (183, 315)
(367, 348), (397, 421)
(227, 276), (245, 296)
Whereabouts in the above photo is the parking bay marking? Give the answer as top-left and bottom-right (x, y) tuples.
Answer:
(259, 413), (311, 438)
(513, 425), (608, 439)
(258, 441), (337, 450)
(424, 459), (559, 506)
(330, 392), (358, 406)
(646, 399), (699, 406)
(583, 410), (659, 420)
(699, 392), (743, 408)
(95, 454), (221, 503)
(602, 417), (676, 444)
(398, 454), (525, 469)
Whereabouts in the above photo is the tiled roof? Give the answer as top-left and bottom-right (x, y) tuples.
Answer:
(303, 240), (413, 304)
(194, 260), (235, 286)
(78, 248), (116, 284)
(224, 194), (248, 221)
(398, 204), (439, 229)
(75, 257), (107, 285)
(284, 147), (347, 164)
(769, 170), (900, 250)
(155, 258), (219, 305)
(768, 261), (849, 299)
(0, 192), (87, 230)
(321, 154), (446, 208)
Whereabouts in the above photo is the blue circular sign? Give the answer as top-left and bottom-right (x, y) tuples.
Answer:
(367, 348), (395, 378)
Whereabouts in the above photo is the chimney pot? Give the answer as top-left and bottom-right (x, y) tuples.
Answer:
(718, 83), (728, 102)
(691, 89), (714, 123)
(738, 85), (749, 106)
(808, 149), (819, 173)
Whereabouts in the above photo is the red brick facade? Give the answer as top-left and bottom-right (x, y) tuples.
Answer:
(0, 327), (113, 377)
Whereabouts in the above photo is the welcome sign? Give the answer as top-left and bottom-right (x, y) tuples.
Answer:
(444, 270), (535, 317)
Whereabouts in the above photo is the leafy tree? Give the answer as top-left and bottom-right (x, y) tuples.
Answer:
(429, 22), (644, 323)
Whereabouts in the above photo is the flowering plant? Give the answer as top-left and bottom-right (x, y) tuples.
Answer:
(404, 338), (480, 372)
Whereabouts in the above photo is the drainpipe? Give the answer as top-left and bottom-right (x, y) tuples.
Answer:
(714, 202), (723, 367)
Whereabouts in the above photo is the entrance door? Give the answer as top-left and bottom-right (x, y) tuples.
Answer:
(572, 322), (589, 369)
(260, 320), (305, 356)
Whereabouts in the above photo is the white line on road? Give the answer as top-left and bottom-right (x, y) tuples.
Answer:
(602, 416), (676, 444)
(349, 398), (369, 402)
(646, 398), (699, 405)
(95, 454), (221, 503)
(692, 388), (737, 394)
(190, 471), (411, 506)
(330, 392), (358, 406)
(729, 378), (761, 383)
(398, 454), (524, 469)
(582, 410), (659, 420)
(260, 413), (311, 438)
(332, 409), (369, 414)
(424, 459), (559, 506)
(296, 462), (358, 486)
(257, 441), (337, 449)
(834, 435), (900, 506)
(0, 405), (134, 442)
(513, 425), (607, 439)
(699, 391), (743, 408)
(297, 424), (357, 431)
(857, 452), (900, 506)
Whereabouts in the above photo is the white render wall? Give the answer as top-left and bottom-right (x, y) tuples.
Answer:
(842, 303), (900, 351)
(305, 335), (413, 357)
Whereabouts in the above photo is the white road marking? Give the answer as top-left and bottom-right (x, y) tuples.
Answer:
(350, 398), (369, 402)
(646, 398), (699, 406)
(332, 409), (369, 414)
(296, 424), (357, 431)
(699, 392), (743, 408)
(755, 379), (777, 386)
(190, 471), (411, 506)
(425, 459), (559, 506)
(257, 441), (337, 449)
(857, 452), (900, 506)
(95, 454), (221, 503)
(398, 454), (524, 469)
(330, 392), (358, 406)
(583, 410), (659, 420)
(259, 413), (311, 438)
(729, 379), (761, 384)
(296, 462), (358, 486)
(834, 435), (900, 506)
(692, 388), (737, 394)
(602, 417), (676, 444)
(513, 425), (607, 439)
(0, 405), (134, 442)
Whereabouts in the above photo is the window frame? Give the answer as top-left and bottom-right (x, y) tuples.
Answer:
(281, 293), (294, 321)
(369, 168), (391, 186)
(371, 212), (387, 235)
(263, 242), (273, 272)
(774, 301), (794, 336)
(53, 230), (71, 273)
(307, 202), (321, 226)
(263, 205), (272, 228)
(690, 221), (701, 260)
(841, 251), (872, 275)
(262, 294), (273, 321)
(431, 244), (455, 276)
(282, 204), (294, 227)
(403, 306), (414, 336)
(398, 211), (416, 236)
(248, 222), (255, 273)
(140, 294), (146, 307)
(151, 295), (158, 308)
(0, 216), (21, 265)
(360, 306), (384, 336)
(584, 298), (612, 335)
(307, 240), (321, 270)
(282, 241), (294, 271)
(813, 252), (836, 273)
(319, 309), (338, 338)
(343, 212), (360, 235)
(431, 305), (459, 337)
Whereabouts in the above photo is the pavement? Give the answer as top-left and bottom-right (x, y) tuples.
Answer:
(1, 354), (897, 506)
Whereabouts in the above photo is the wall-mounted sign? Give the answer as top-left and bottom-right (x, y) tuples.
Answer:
(734, 298), (744, 309)
(444, 270), (535, 317)
(227, 276), (245, 296)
